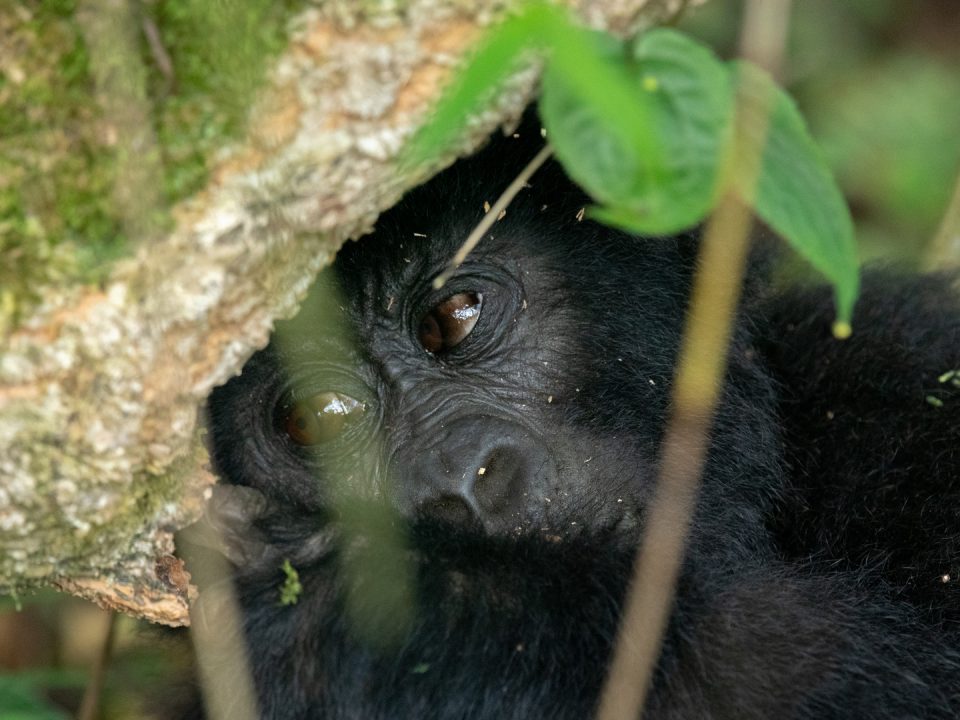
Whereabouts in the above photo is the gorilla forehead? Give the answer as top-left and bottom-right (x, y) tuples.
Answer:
(328, 130), (696, 376)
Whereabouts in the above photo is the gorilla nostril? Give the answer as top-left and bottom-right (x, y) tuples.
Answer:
(419, 494), (478, 526)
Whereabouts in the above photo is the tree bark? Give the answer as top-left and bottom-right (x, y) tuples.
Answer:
(0, 0), (704, 626)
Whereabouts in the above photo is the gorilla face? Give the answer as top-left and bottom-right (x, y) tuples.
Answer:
(192, 119), (960, 720)
(208, 126), (778, 559)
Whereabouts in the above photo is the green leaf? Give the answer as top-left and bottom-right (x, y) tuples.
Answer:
(539, 29), (658, 217)
(731, 63), (860, 331)
(627, 29), (734, 231)
(404, 5), (859, 329)
(541, 28), (733, 235)
(401, 4), (554, 167)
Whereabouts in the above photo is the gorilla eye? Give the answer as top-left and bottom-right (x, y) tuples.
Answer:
(418, 292), (483, 353)
(283, 392), (365, 446)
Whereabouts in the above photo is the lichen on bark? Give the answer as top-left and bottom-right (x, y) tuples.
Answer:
(0, 0), (704, 626)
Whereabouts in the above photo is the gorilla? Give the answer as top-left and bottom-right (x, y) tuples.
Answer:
(184, 116), (960, 719)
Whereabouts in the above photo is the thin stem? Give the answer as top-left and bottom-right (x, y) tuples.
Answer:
(77, 612), (117, 720)
(594, 193), (756, 720)
(926, 168), (960, 269)
(433, 144), (554, 289)
(189, 551), (260, 720)
(594, 2), (792, 718)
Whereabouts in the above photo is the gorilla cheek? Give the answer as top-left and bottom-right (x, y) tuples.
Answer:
(391, 415), (558, 534)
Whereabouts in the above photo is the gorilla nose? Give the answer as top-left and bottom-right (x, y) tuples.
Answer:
(417, 494), (479, 527)
(398, 418), (552, 532)
(417, 442), (529, 528)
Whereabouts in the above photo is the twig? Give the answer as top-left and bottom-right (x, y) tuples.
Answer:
(189, 550), (260, 720)
(665, 0), (694, 28)
(76, 0), (165, 244)
(77, 611), (117, 720)
(594, 2), (793, 718)
(739, 0), (793, 81)
(926, 169), (960, 269)
(141, 13), (176, 91)
(594, 193), (758, 720)
(433, 144), (554, 289)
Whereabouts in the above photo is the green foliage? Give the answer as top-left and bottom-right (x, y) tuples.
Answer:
(407, 2), (862, 328)
(928, 369), (960, 408)
(939, 370), (960, 386)
(279, 558), (303, 606)
(554, 29), (732, 235)
(0, 675), (72, 720)
(803, 56), (960, 260)
(336, 498), (414, 647)
(730, 63), (859, 332)
(684, 0), (960, 264)
(540, 30), (666, 230)
(401, 3), (548, 162)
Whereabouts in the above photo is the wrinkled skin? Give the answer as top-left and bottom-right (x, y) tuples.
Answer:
(184, 119), (960, 719)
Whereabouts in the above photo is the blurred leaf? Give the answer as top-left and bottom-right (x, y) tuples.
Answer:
(4, 670), (85, 689)
(338, 499), (414, 648)
(402, 3), (554, 165)
(406, 1), (648, 170)
(0, 677), (68, 720)
(804, 55), (960, 258)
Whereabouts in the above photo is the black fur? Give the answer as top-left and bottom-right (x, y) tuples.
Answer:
(187, 120), (960, 719)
